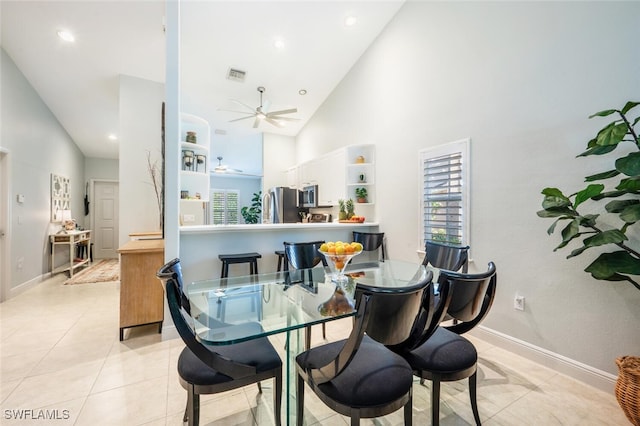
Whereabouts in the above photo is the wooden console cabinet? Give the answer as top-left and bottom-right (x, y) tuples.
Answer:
(117, 239), (165, 341)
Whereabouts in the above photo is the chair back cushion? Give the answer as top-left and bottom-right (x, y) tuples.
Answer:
(423, 241), (470, 272)
(284, 241), (327, 269)
(354, 269), (433, 346)
(439, 262), (497, 334)
(352, 231), (384, 251)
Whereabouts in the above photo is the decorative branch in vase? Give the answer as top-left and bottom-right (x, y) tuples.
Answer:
(146, 150), (163, 230)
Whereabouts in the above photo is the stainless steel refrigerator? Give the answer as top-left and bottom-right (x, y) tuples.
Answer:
(263, 187), (299, 223)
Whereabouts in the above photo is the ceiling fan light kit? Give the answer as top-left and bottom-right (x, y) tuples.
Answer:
(223, 86), (299, 129)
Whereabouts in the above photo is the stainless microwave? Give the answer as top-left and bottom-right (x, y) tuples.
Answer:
(301, 185), (318, 208)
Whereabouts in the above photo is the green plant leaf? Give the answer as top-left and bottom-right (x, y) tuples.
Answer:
(596, 122), (629, 146)
(620, 204), (640, 224)
(616, 177), (640, 191)
(585, 251), (640, 280)
(633, 116), (640, 127)
(585, 170), (620, 181)
(583, 229), (627, 248)
(578, 214), (598, 227)
(537, 208), (574, 218)
(577, 144), (617, 157)
(543, 216), (572, 234)
(621, 101), (640, 115)
(589, 109), (618, 118)
(605, 199), (640, 213)
(573, 184), (604, 208)
(556, 219), (581, 249)
(616, 152), (640, 176)
(592, 189), (631, 200)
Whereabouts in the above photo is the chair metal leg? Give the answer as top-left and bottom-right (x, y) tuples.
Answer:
(404, 388), (413, 426)
(469, 372), (481, 425)
(431, 378), (441, 426)
(257, 381), (262, 393)
(274, 373), (283, 426)
(297, 374), (305, 426)
(186, 384), (199, 426)
(322, 323), (326, 339)
(350, 411), (360, 426)
(305, 325), (311, 350)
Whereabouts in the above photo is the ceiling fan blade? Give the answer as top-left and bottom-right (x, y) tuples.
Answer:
(265, 117), (285, 128)
(270, 116), (300, 121)
(218, 109), (255, 115)
(229, 115), (256, 123)
(230, 99), (256, 112)
(253, 117), (261, 128)
(267, 108), (297, 116)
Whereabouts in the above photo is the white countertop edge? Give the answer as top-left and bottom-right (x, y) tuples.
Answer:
(180, 222), (380, 234)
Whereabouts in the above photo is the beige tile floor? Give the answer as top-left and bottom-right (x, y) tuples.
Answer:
(0, 272), (629, 426)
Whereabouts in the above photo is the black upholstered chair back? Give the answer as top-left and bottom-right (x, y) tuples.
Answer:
(438, 261), (497, 335)
(423, 241), (470, 272)
(157, 258), (257, 379)
(283, 241), (327, 270)
(355, 269), (434, 347)
(352, 231), (386, 261)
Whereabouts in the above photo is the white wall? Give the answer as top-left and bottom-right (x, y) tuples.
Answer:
(263, 132), (296, 190)
(1, 48), (85, 290)
(118, 75), (165, 244)
(85, 157), (118, 182)
(297, 2), (640, 376)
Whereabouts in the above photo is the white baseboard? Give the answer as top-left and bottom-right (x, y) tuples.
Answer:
(471, 326), (617, 394)
(8, 273), (51, 299)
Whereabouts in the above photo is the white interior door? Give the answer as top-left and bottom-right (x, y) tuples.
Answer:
(93, 181), (119, 259)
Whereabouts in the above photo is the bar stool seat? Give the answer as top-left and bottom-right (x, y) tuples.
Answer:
(275, 250), (286, 272)
(218, 252), (262, 278)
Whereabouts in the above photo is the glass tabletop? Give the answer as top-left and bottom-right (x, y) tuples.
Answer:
(186, 259), (431, 345)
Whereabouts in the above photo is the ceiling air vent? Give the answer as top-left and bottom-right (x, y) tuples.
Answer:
(227, 68), (246, 82)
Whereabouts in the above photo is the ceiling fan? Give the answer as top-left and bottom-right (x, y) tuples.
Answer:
(222, 86), (298, 128)
(213, 156), (243, 174)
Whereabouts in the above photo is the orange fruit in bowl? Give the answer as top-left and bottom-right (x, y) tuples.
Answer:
(335, 245), (346, 255)
(327, 246), (336, 254)
(320, 243), (329, 252)
(334, 260), (345, 270)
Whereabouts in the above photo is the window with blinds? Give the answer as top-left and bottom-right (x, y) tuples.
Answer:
(420, 139), (469, 247)
(210, 189), (239, 225)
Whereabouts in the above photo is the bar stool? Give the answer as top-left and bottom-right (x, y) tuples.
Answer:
(275, 250), (286, 272)
(218, 252), (262, 278)
(216, 252), (263, 323)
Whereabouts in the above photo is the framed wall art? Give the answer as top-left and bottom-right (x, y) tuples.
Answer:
(51, 173), (70, 222)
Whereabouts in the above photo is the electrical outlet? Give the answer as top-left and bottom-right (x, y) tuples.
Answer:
(17, 257), (24, 270)
(514, 295), (525, 311)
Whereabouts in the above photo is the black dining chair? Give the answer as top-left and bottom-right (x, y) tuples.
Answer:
(422, 241), (470, 272)
(352, 231), (386, 262)
(394, 262), (497, 426)
(156, 258), (283, 426)
(283, 241), (328, 347)
(296, 268), (436, 426)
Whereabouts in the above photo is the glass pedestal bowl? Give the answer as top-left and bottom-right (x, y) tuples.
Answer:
(318, 249), (362, 284)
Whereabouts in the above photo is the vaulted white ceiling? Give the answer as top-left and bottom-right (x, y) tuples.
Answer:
(1, 1), (403, 159)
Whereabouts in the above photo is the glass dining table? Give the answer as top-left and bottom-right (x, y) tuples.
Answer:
(185, 259), (432, 425)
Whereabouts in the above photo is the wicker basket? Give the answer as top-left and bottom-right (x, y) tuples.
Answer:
(616, 356), (640, 426)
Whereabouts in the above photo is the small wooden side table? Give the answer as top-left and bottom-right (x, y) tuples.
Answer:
(50, 230), (92, 277)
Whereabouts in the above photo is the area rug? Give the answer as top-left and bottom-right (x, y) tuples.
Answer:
(64, 259), (119, 285)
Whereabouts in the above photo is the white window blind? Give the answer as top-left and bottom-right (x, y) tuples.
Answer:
(420, 139), (469, 247)
(209, 189), (239, 225)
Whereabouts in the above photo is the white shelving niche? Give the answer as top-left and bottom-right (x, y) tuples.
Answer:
(180, 113), (210, 203)
(346, 144), (375, 205)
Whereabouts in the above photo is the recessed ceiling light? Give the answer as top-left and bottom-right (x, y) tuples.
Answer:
(108, 134), (118, 141)
(57, 30), (75, 43)
(344, 16), (358, 27)
(298, 89), (307, 96)
(273, 38), (285, 50)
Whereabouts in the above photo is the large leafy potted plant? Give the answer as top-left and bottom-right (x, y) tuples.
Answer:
(537, 101), (639, 425)
(241, 191), (262, 224)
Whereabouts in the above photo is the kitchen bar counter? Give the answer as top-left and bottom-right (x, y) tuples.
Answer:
(180, 221), (379, 234)
(179, 222), (380, 283)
